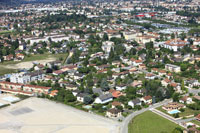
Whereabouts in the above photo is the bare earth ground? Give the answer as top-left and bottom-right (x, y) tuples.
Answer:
(3, 58), (56, 70)
(0, 97), (120, 133)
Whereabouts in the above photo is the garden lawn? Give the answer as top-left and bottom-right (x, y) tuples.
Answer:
(0, 68), (16, 76)
(128, 111), (183, 133)
(191, 120), (200, 126)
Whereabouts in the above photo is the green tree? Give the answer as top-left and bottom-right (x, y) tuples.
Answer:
(172, 93), (180, 102)
(100, 78), (109, 91)
(84, 95), (93, 105)
(180, 63), (188, 71)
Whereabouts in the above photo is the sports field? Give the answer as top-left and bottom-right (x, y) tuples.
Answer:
(128, 111), (182, 133)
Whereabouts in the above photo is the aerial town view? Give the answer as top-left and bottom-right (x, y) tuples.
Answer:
(0, 0), (199, 133)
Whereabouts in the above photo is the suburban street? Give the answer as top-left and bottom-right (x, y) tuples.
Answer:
(120, 99), (172, 133)
(188, 87), (200, 94)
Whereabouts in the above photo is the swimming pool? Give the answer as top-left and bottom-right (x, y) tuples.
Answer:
(168, 109), (180, 114)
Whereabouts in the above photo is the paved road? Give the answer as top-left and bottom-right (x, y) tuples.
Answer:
(187, 87), (200, 94)
(176, 117), (196, 123)
(120, 99), (172, 133)
(64, 50), (74, 64)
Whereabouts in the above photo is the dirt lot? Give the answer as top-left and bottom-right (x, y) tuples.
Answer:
(0, 97), (120, 133)
(3, 58), (55, 70)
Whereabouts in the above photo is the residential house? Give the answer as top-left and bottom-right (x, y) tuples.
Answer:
(116, 84), (127, 91)
(196, 114), (200, 121)
(145, 73), (157, 80)
(165, 64), (181, 73)
(130, 80), (142, 88)
(193, 96), (200, 101)
(179, 96), (193, 104)
(92, 88), (103, 96)
(94, 93), (113, 104)
(161, 78), (171, 87)
(163, 102), (185, 111)
(65, 84), (77, 90)
(102, 41), (114, 54)
(109, 89), (123, 98)
(136, 88), (147, 96)
(77, 93), (87, 103)
(140, 95), (152, 104)
(106, 108), (122, 118)
(128, 99), (141, 108)
(111, 101), (124, 108)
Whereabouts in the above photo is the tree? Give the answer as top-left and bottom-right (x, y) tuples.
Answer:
(103, 33), (108, 41)
(145, 42), (154, 49)
(129, 48), (137, 55)
(116, 105), (123, 111)
(172, 93), (180, 102)
(100, 78), (109, 91)
(172, 127), (183, 133)
(180, 63), (188, 71)
(171, 33), (175, 39)
(84, 95), (93, 105)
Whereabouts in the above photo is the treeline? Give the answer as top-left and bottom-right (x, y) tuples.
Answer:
(40, 13), (88, 24)
(176, 11), (200, 17)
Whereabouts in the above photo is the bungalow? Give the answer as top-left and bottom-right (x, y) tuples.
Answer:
(161, 78), (171, 87)
(111, 101), (124, 108)
(140, 95), (152, 104)
(109, 89), (123, 98)
(92, 88), (103, 96)
(72, 89), (81, 97)
(170, 82), (181, 93)
(196, 114), (200, 121)
(15, 53), (25, 61)
(136, 88), (147, 96)
(65, 84), (77, 90)
(53, 70), (64, 76)
(102, 41), (114, 54)
(4, 54), (14, 61)
(130, 80), (142, 88)
(193, 96), (200, 101)
(128, 99), (141, 108)
(74, 73), (85, 80)
(139, 64), (146, 70)
(34, 64), (45, 71)
(49, 90), (58, 97)
(186, 79), (200, 88)
(94, 93), (113, 104)
(165, 64), (181, 73)
(163, 102), (185, 111)
(145, 73), (157, 80)
(159, 70), (167, 76)
(106, 108), (122, 118)
(116, 84), (127, 91)
(179, 96), (193, 104)
(76, 93), (87, 103)
(133, 60), (143, 66)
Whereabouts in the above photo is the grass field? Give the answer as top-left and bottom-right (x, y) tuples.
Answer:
(0, 53), (68, 76)
(0, 68), (17, 76)
(191, 120), (200, 126)
(128, 111), (183, 133)
(0, 30), (13, 35)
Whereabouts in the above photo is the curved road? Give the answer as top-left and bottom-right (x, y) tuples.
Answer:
(120, 99), (172, 133)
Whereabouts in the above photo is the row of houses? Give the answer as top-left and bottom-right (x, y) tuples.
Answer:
(0, 81), (52, 96)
